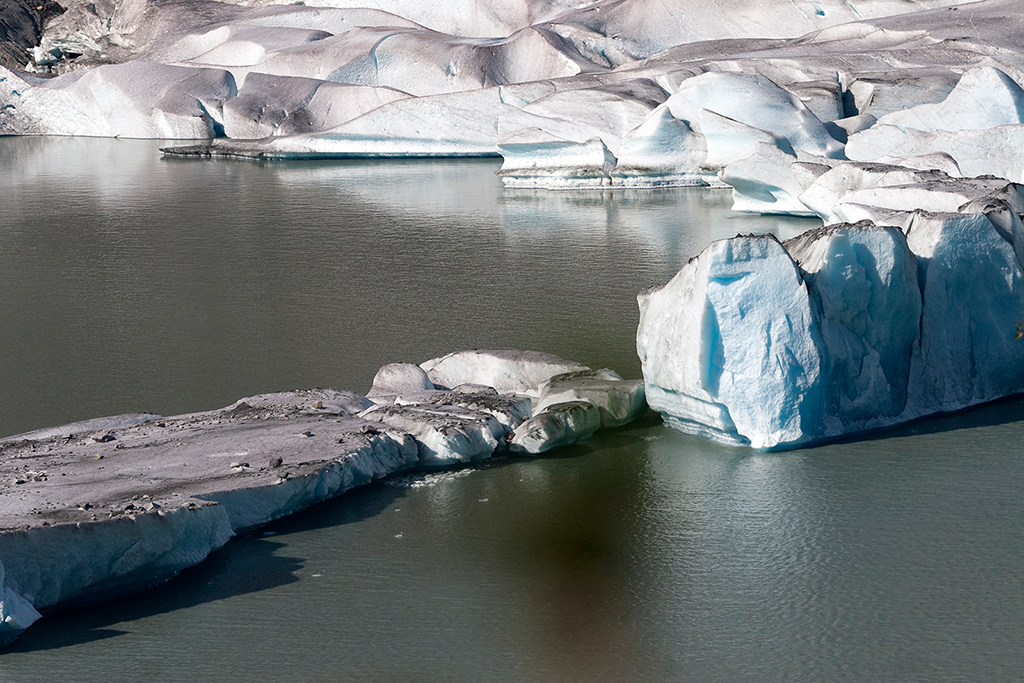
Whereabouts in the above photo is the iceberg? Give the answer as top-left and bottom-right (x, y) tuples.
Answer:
(638, 213), (1024, 449)
(0, 349), (646, 645)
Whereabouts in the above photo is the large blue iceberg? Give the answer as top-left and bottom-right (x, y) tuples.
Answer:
(638, 210), (1024, 449)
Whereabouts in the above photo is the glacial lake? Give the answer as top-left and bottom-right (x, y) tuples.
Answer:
(2, 137), (1024, 681)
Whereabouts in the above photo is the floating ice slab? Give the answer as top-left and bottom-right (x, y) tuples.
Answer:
(0, 347), (649, 644)
(0, 397), (418, 644)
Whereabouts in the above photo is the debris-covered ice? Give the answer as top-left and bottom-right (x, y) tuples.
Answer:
(0, 352), (645, 644)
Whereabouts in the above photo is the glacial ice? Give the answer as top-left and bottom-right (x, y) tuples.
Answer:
(9, 0), (1024, 646)
(639, 213), (1024, 449)
(535, 370), (647, 428)
(872, 67), (1024, 134)
(638, 235), (823, 448)
(420, 349), (590, 397)
(367, 363), (436, 398)
(509, 401), (601, 454)
(0, 350), (646, 644)
(846, 124), (1024, 184)
(0, 61), (235, 138)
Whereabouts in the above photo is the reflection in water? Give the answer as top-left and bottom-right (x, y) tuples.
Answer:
(0, 137), (814, 438)
(3, 138), (1024, 681)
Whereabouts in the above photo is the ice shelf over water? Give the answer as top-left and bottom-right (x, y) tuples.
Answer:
(0, 351), (646, 645)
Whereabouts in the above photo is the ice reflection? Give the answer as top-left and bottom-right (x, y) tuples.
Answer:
(0, 137), (819, 437)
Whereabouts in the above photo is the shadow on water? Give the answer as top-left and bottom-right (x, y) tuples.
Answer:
(4, 483), (406, 654)
(804, 393), (1024, 451)
(0, 416), (659, 657)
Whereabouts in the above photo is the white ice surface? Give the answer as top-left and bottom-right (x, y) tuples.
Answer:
(664, 72), (846, 164)
(846, 124), (1024, 183)
(509, 401), (601, 454)
(873, 66), (1024, 133)
(535, 370), (647, 428)
(1, 62), (235, 138)
(420, 349), (590, 397)
(367, 363), (436, 398)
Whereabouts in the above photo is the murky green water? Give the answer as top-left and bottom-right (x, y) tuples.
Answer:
(2, 137), (1023, 681)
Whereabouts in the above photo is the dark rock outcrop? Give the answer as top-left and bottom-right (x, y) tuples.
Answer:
(0, 0), (62, 70)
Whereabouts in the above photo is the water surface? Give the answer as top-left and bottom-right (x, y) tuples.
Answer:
(2, 137), (1023, 682)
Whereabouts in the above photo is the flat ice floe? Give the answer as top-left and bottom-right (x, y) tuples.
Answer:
(0, 351), (646, 645)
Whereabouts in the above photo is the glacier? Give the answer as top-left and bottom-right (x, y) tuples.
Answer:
(0, 350), (646, 644)
(7, 0), (1024, 648)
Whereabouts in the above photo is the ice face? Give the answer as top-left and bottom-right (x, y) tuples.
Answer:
(535, 370), (647, 429)
(638, 235), (824, 449)
(904, 211), (1024, 415)
(509, 401), (601, 454)
(6, 0), (990, 157)
(639, 215), (1024, 449)
(0, 560), (41, 645)
(786, 224), (921, 432)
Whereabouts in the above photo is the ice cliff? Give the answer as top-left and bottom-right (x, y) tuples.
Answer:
(0, 351), (645, 645)
(638, 207), (1024, 449)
